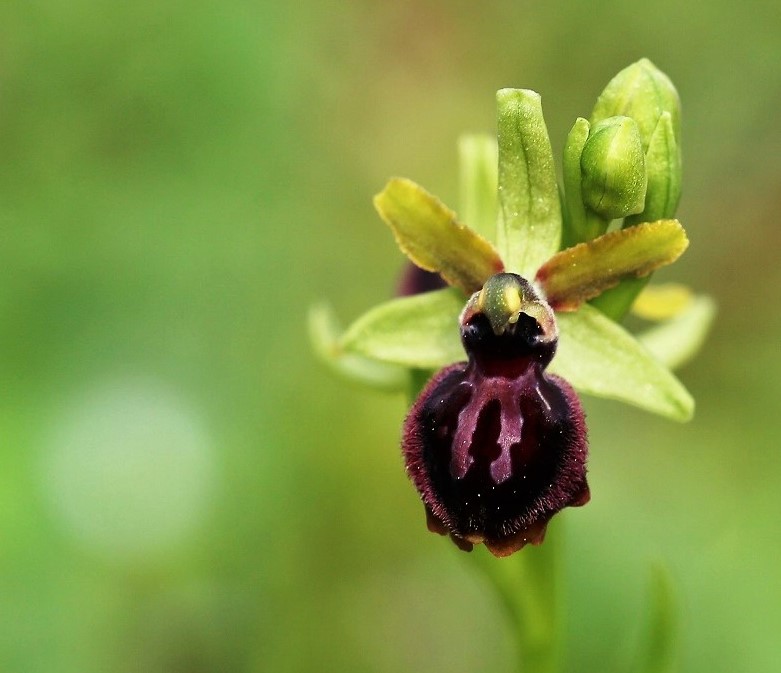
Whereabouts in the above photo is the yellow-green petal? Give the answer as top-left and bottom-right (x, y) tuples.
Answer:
(374, 178), (504, 295)
(536, 219), (689, 311)
(580, 116), (647, 220)
(562, 117), (606, 246)
(591, 58), (681, 153)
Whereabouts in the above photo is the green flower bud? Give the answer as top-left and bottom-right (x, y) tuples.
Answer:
(587, 60), (684, 319)
(591, 59), (682, 225)
(590, 58), (681, 152)
(580, 116), (647, 220)
(625, 111), (682, 225)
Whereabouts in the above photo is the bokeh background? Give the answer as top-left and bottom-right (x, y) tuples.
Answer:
(1, 1), (779, 671)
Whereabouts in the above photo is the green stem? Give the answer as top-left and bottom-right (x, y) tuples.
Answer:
(465, 521), (563, 673)
(589, 275), (649, 321)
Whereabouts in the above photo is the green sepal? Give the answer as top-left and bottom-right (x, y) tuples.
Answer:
(340, 287), (466, 369)
(626, 112), (682, 227)
(536, 220), (689, 311)
(496, 89), (562, 276)
(552, 304), (694, 421)
(308, 303), (410, 392)
(458, 134), (499, 243)
(374, 178), (503, 295)
(637, 295), (716, 370)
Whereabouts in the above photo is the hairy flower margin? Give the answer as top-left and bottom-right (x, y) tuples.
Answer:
(310, 59), (715, 556)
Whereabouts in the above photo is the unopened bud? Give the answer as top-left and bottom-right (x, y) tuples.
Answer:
(590, 58), (681, 152)
(580, 116), (647, 219)
(626, 111), (682, 225)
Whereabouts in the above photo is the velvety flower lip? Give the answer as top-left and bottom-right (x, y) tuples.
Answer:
(402, 274), (590, 557)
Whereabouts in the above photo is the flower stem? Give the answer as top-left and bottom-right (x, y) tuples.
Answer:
(465, 521), (563, 673)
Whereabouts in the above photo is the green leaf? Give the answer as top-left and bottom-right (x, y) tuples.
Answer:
(536, 220), (689, 311)
(374, 178), (503, 295)
(308, 303), (410, 392)
(637, 295), (716, 370)
(551, 304), (694, 421)
(340, 287), (466, 368)
(496, 89), (562, 276)
(458, 134), (498, 243)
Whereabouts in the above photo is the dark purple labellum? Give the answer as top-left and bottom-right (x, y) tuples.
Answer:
(402, 273), (589, 557)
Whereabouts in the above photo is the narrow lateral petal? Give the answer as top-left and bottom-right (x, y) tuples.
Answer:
(536, 219), (688, 311)
(308, 303), (410, 392)
(374, 178), (504, 294)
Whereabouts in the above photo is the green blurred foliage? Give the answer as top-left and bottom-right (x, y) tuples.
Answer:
(0, 1), (779, 672)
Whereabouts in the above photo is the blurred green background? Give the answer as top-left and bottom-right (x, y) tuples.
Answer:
(1, 1), (779, 672)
